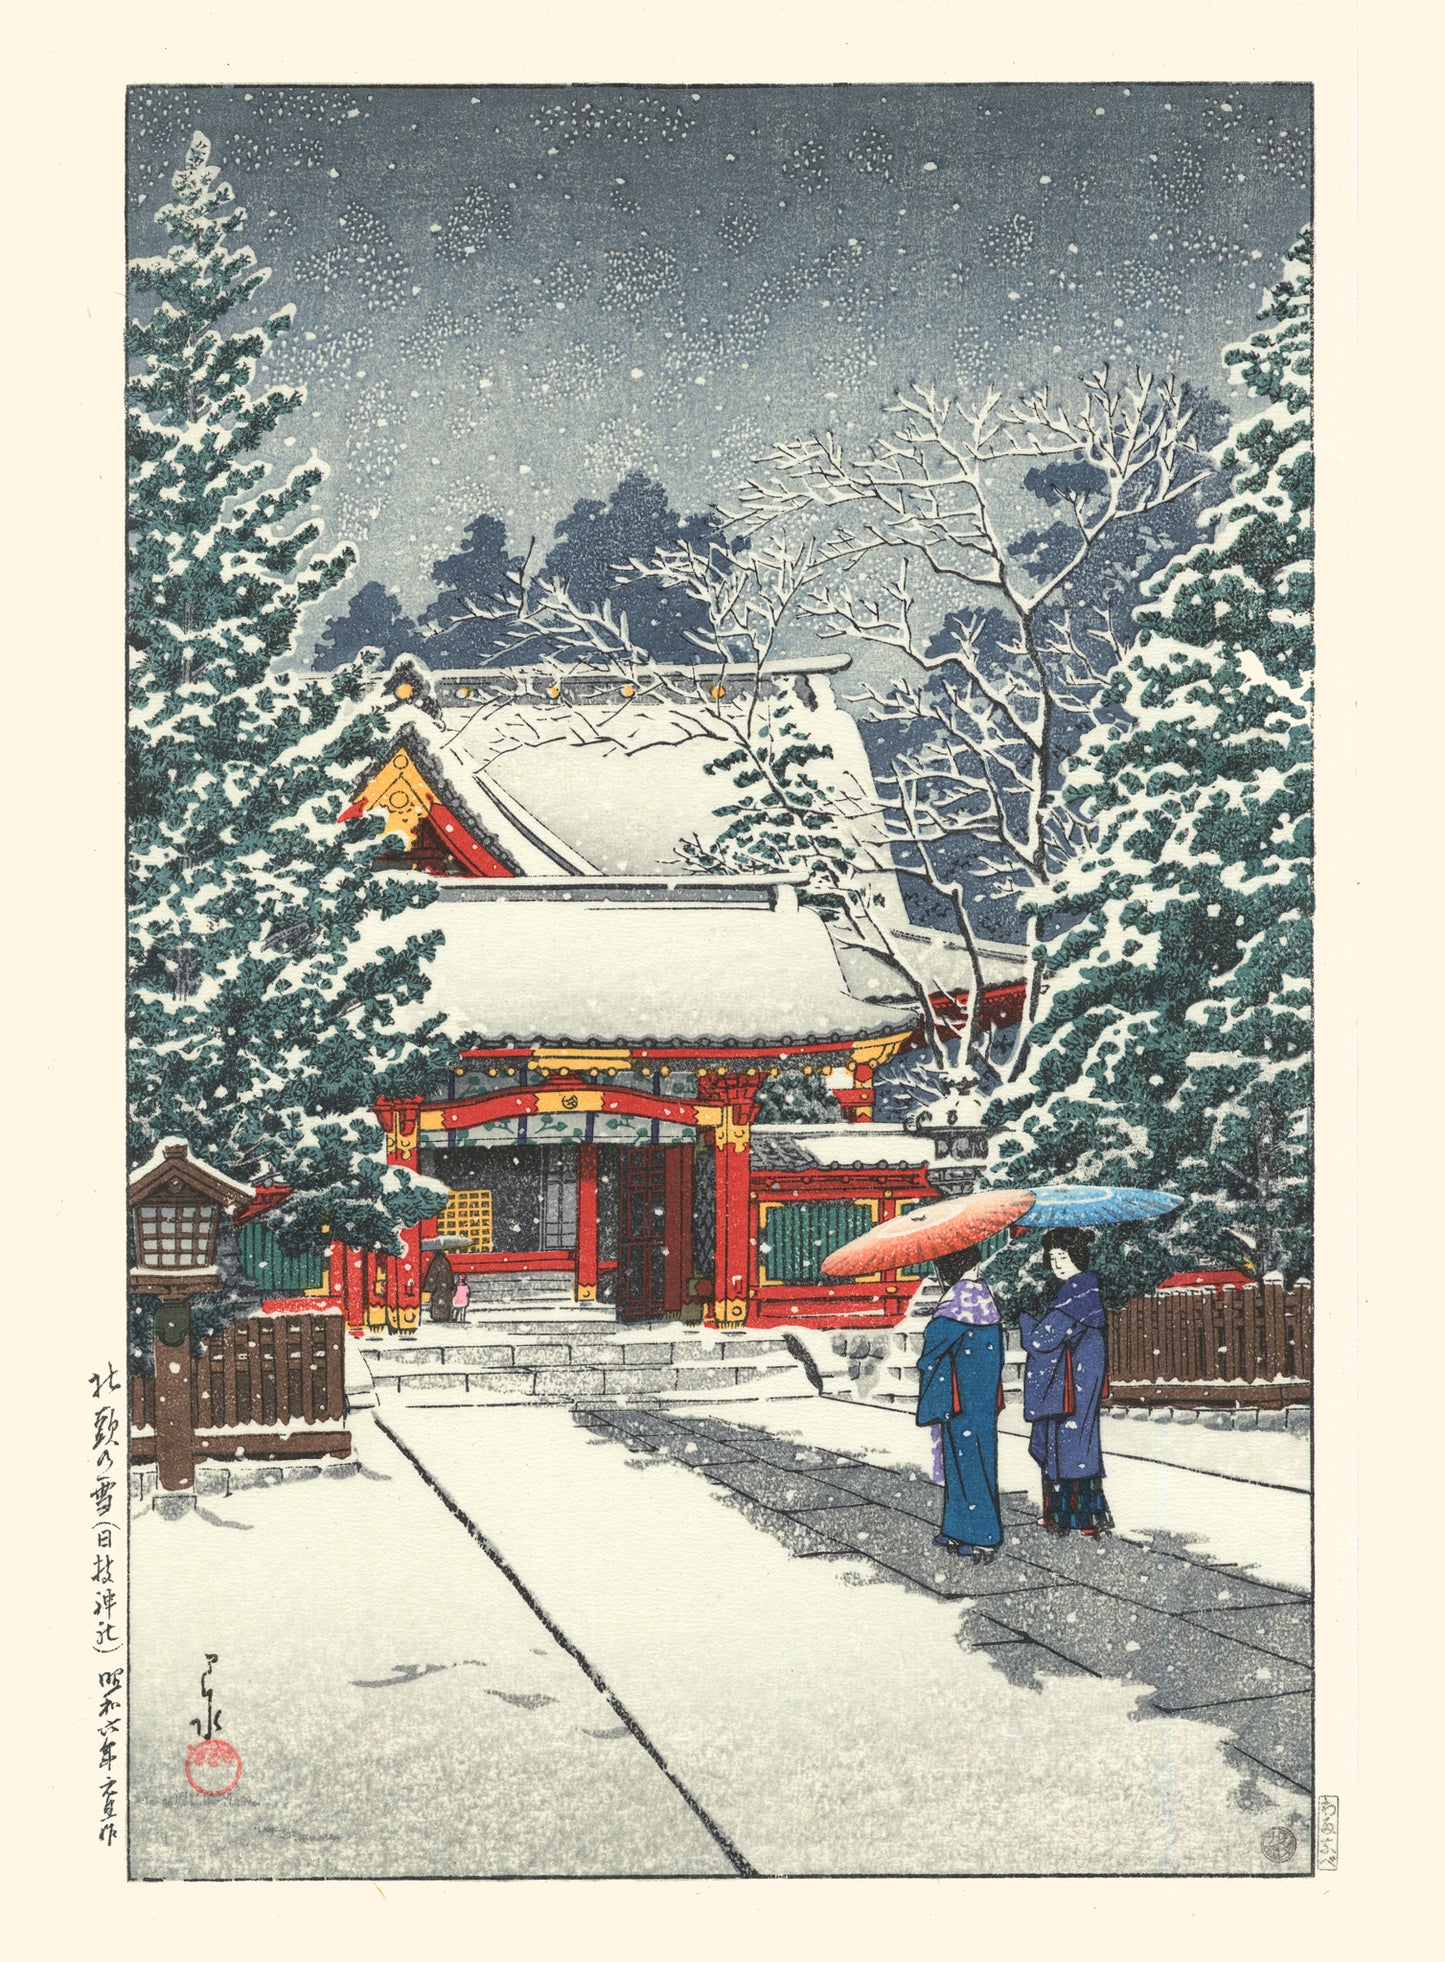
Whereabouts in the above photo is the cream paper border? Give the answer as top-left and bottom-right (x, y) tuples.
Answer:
(6, 1), (1395, 1950)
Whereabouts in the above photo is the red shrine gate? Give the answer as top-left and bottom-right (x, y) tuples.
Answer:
(299, 1045), (941, 1336)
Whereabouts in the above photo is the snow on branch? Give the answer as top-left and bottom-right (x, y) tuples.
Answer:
(724, 367), (1207, 1091)
(727, 369), (1207, 623)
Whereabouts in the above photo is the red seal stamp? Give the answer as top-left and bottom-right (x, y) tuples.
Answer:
(184, 1737), (243, 1796)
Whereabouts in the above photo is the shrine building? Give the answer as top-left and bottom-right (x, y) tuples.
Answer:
(247, 660), (1029, 1335)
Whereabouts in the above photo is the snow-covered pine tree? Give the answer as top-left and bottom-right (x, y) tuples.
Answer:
(675, 705), (861, 919)
(988, 230), (1314, 1285)
(128, 132), (448, 1268)
(754, 1070), (843, 1124)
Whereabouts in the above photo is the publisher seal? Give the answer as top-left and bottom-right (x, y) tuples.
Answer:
(1261, 1825), (1297, 1865)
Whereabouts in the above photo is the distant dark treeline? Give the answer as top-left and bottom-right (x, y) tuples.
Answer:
(314, 469), (731, 671)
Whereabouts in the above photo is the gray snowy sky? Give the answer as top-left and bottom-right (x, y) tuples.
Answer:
(127, 83), (1312, 630)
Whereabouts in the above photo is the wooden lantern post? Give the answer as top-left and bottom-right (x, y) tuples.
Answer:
(129, 1142), (254, 1493)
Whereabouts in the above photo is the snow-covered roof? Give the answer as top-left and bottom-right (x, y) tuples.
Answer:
(353, 877), (914, 1048)
(751, 1124), (936, 1171)
(835, 930), (1027, 1004)
(362, 676), (1033, 1001)
(865, 926), (1029, 995)
(392, 666), (910, 925)
(461, 770), (598, 877)
(128, 1138), (255, 1201)
(364, 716), (594, 877)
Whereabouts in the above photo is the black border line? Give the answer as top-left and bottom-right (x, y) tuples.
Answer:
(123, 79), (1318, 1884)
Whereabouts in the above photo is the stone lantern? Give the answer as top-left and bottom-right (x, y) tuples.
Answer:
(907, 1094), (996, 1197)
(129, 1140), (254, 1491)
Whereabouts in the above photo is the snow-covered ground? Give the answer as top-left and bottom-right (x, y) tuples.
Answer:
(1056, 1407), (1309, 1488)
(129, 1394), (1312, 1879)
(381, 1400), (1311, 1876)
(739, 1396), (1311, 1594)
(128, 1425), (734, 1879)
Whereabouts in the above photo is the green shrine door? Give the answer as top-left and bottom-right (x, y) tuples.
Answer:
(617, 1147), (669, 1317)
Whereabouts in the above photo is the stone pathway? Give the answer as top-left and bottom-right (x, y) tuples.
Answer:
(574, 1403), (1313, 1797)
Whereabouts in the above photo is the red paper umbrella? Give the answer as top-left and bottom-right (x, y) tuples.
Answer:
(819, 1188), (1036, 1278)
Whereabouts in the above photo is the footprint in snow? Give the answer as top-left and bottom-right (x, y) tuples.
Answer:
(352, 1660), (488, 1689)
(352, 1662), (451, 1689)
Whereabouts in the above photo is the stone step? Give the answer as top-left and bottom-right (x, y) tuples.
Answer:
(363, 1331), (793, 1370)
(361, 1317), (619, 1348)
(371, 1355), (808, 1405)
(374, 1310), (621, 1338)
(361, 1334), (789, 1381)
(415, 1322), (606, 1338)
(464, 1272), (578, 1302)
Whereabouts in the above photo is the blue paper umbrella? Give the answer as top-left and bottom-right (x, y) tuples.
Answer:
(1015, 1184), (1185, 1230)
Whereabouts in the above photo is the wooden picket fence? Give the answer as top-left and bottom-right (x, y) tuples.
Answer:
(130, 1311), (351, 1466)
(1106, 1279), (1312, 1408)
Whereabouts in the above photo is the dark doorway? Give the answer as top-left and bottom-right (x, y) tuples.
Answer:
(617, 1147), (668, 1316)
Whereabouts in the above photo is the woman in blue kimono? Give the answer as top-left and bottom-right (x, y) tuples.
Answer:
(914, 1244), (1004, 1565)
(1019, 1228), (1115, 1538)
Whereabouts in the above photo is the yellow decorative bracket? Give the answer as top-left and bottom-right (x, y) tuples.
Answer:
(354, 747), (437, 846)
(696, 1105), (750, 1151)
(384, 1106), (420, 1159)
(849, 1029), (913, 1072)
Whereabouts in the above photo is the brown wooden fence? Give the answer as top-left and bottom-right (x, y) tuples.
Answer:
(130, 1311), (351, 1465)
(1106, 1280), (1312, 1408)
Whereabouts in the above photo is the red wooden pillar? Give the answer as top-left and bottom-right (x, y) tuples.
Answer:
(576, 1142), (599, 1302)
(374, 1096), (425, 1333)
(712, 1128), (751, 1328)
(329, 1239), (367, 1337)
(367, 1253), (390, 1330)
(699, 1071), (761, 1329)
(341, 1248), (373, 1331)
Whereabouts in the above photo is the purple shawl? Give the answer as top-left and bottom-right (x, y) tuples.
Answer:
(934, 1277), (1000, 1326)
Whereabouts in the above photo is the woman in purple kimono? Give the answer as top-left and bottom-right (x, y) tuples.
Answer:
(1018, 1228), (1115, 1538)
